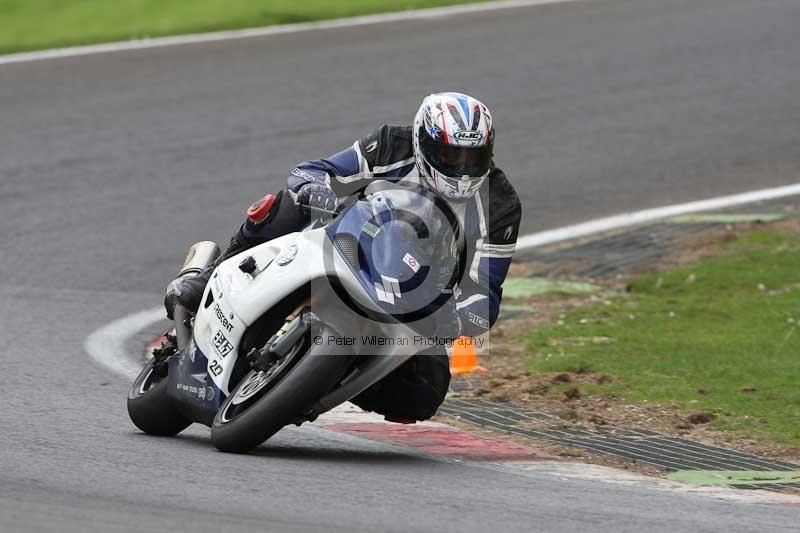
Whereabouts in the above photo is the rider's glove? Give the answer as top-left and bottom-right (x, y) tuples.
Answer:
(297, 183), (338, 213)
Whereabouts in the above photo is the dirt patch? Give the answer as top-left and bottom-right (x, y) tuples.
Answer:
(687, 412), (716, 425)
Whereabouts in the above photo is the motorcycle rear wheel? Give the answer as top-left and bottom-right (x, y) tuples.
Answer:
(211, 325), (352, 453)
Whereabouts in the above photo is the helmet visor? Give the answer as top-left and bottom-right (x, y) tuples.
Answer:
(419, 128), (493, 178)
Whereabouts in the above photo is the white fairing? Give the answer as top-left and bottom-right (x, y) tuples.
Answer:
(193, 228), (369, 395)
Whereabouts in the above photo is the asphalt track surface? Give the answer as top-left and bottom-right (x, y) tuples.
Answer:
(2, 0), (800, 530)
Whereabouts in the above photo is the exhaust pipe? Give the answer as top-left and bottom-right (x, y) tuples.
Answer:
(177, 240), (221, 278)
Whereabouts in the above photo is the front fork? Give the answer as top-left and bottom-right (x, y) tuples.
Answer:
(246, 303), (315, 372)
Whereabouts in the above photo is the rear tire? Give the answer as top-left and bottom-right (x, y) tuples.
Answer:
(127, 359), (191, 436)
(211, 326), (352, 453)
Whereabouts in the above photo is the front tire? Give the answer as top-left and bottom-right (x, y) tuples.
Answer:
(127, 359), (191, 436)
(211, 326), (352, 453)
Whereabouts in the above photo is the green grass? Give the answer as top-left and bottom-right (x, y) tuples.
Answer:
(524, 229), (800, 446)
(0, 0), (491, 54)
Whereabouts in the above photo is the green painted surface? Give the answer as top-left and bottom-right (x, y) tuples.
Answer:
(0, 0), (492, 54)
(503, 277), (601, 299)
(668, 470), (800, 485)
(668, 213), (785, 224)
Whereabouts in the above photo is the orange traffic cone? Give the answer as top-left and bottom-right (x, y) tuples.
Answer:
(449, 336), (487, 375)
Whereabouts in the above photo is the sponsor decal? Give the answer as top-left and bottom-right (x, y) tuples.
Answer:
(213, 303), (234, 332)
(402, 252), (421, 273)
(365, 140), (378, 153)
(374, 275), (401, 305)
(178, 382), (215, 402)
(454, 130), (483, 142)
(290, 167), (317, 182)
(503, 225), (514, 240)
(212, 330), (234, 358)
(468, 312), (490, 329)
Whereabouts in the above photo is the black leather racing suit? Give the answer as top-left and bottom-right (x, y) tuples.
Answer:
(175, 125), (521, 421)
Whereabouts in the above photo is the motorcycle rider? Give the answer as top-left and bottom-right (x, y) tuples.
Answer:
(165, 92), (521, 422)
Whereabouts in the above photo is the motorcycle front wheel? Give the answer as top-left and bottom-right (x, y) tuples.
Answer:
(127, 358), (191, 436)
(211, 324), (353, 453)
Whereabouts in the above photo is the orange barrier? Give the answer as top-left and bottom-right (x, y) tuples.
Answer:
(449, 336), (487, 375)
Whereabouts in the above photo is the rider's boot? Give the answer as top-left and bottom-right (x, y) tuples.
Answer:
(164, 231), (252, 318)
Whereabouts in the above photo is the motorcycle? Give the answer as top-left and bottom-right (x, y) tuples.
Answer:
(127, 181), (463, 453)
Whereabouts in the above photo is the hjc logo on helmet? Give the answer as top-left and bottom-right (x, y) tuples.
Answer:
(454, 130), (484, 142)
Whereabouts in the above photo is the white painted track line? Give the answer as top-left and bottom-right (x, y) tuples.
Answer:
(516, 183), (800, 251)
(84, 306), (164, 379)
(0, 0), (582, 66)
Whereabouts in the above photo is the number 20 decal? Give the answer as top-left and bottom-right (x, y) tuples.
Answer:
(209, 360), (223, 377)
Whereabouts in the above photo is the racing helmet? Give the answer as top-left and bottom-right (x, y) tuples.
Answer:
(413, 92), (494, 202)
